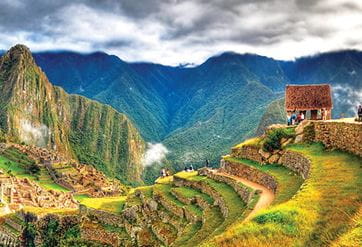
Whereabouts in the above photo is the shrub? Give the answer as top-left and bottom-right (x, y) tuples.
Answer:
(262, 128), (295, 152)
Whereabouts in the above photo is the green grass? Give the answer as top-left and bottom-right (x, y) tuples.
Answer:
(78, 196), (126, 214)
(234, 137), (263, 149)
(0, 155), (34, 178)
(208, 143), (362, 247)
(224, 157), (304, 204)
(174, 171), (247, 236)
(0, 155), (70, 192)
(172, 186), (214, 204)
(154, 184), (203, 217)
(173, 222), (203, 247)
(183, 206), (225, 247)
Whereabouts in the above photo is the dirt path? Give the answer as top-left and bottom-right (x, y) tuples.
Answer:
(214, 171), (275, 221)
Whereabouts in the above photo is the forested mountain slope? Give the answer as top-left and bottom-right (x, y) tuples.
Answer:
(31, 50), (362, 167)
(0, 45), (145, 184)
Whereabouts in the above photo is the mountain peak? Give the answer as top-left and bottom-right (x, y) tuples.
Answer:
(4, 44), (34, 65)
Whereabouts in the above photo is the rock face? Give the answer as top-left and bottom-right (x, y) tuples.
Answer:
(0, 45), (145, 183)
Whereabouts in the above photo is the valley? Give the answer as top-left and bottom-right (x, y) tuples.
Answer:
(32, 50), (362, 173)
(0, 45), (360, 247)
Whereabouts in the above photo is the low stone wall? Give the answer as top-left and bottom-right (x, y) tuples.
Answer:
(279, 150), (311, 179)
(170, 189), (210, 210)
(221, 160), (278, 193)
(0, 231), (19, 247)
(81, 224), (120, 247)
(173, 176), (229, 218)
(231, 145), (263, 163)
(198, 168), (255, 204)
(313, 121), (362, 157)
(153, 192), (185, 219)
(79, 205), (124, 227)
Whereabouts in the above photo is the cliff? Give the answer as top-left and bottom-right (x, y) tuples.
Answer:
(0, 45), (145, 183)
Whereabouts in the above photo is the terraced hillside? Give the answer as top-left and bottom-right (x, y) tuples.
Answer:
(1, 122), (361, 246)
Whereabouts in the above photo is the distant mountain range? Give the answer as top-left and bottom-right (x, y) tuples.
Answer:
(27, 49), (361, 167)
(1, 47), (361, 180)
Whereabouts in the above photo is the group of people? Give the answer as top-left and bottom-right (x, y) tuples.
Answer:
(160, 159), (211, 178)
(160, 168), (171, 178)
(287, 111), (305, 126)
(357, 105), (362, 122)
(184, 164), (194, 172)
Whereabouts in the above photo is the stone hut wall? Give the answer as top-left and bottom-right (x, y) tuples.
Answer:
(313, 121), (362, 157)
(221, 160), (278, 193)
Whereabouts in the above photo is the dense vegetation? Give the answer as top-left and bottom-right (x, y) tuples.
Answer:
(0, 45), (145, 184)
(33, 50), (362, 170)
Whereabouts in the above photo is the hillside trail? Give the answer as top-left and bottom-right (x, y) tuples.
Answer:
(213, 171), (275, 221)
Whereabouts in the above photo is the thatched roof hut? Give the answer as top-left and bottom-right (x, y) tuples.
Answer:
(285, 84), (333, 120)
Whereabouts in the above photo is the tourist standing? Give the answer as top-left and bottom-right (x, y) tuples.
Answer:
(287, 113), (292, 126)
(291, 112), (297, 125)
(205, 159), (210, 167)
(358, 105), (362, 122)
(301, 112), (305, 122)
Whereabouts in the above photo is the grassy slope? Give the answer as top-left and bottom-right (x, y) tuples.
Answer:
(224, 157), (303, 205)
(0, 155), (69, 192)
(76, 195), (126, 214)
(208, 143), (362, 247)
(175, 171), (247, 237)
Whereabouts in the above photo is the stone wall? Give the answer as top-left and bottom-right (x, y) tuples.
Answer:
(198, 168), (255, 204)
(313, 121), (362, 157)
(79, 205), (124, 227)
(279, 151), (311, 179)
(231, 145), (263, 163)
(173, 176), (229, 218)
(221, 160), (278, 193)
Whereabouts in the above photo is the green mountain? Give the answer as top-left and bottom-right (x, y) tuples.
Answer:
(31, 49), (362, 174)
(0, 45), (145, 184)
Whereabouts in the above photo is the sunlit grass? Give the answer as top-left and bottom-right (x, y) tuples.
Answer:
(207, 143), (362, 247)
(224, 157), (304, 204)
(174, 171), (247, 237)
(233, 137), (263, 149)
(23, 206), (78, 216)
(78, 196), (126, 214)
(172, 186), (214, 204)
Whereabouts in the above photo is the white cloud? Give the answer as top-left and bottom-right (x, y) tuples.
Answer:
(19, 119), (49, 147)
(143, 143), (169, 167)
(0, 0), (361, 65)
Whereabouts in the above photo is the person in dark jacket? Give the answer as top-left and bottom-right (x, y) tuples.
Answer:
(358, 105), (362, 122)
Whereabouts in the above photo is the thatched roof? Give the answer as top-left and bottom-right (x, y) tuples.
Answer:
(285, 84), (333, 111)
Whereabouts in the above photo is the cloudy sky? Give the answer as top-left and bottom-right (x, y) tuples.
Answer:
(0, 0), (361, 65)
